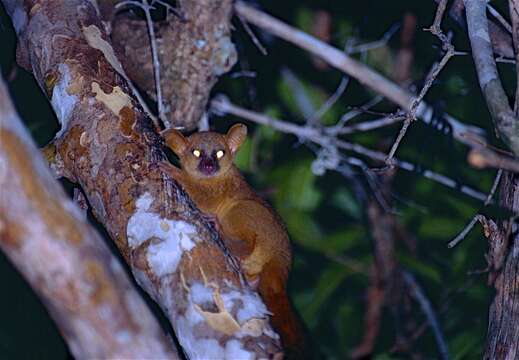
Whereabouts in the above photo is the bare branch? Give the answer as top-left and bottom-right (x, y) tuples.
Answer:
(281, 68), (317, 120)
(117, 0), (169, 128)
(448, 169), (503, 248)
(0, 76), (178, 359)
(510, 0), (519, 113)
(2, 1), (282, 357)
(468, 147), (519, 173)
(403, 271), (450, 360)
(433, 0), (515, 60)
(234, 1), (485, 149)
(386, 0), (456, 163)
(464, 0), (519, 156)
(336, 114), (404, 135)
(212, 96), (488, 202)
(345, 23), (400, 54)
(329, 96), (386, 134)
(112, 0), (237, 131)
(237, 12), (268, 55)
(488, 4), (513, 34)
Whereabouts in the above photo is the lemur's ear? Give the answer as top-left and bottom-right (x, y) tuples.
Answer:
(162, 129), (188, 155)
(226, 123), (247, 155)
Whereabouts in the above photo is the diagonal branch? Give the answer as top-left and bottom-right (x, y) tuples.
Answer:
(403, 271), (450, 360)
(464, 0), (519, 156)
(0, 76), (178, 359)
(386, 0), (456, 163)
(433, 0), (515, 60)
(212, 96), (488, 202)
(234, 1), (485, 149)
(510, 0), (519, 112)
(2, 0), (282, 357)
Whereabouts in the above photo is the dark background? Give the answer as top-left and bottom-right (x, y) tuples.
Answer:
(1, 0), (514, 358)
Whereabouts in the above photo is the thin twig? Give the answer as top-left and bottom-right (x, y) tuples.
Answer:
(310, 76), (350, 124)
(510, 0), (519, 114)
(281, 68), (316, 120)
(386, 0), (456, 163)
(237, 13), (268, 55)
(234, 1), (485, 148)
(117, 0), (169, 128)
(336, 114), (405, 134)
(403, 271), (450, 360)
(142, 0), (168, 127)
(448, 169), (503, 248)
(329, 96), (385, 134)
(487, 4), (513, 34)
(345, 23), (400, 54)
(90, 0), (161, 128)
(211, 96), (488, 202)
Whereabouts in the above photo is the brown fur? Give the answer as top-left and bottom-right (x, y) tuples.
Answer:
(162, 124), (307, 355)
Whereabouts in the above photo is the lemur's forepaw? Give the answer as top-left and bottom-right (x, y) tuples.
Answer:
(241, 257), (264, 288)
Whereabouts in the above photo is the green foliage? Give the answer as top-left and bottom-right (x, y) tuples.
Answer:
(301, 264), (352, 327)
(270, 159), (322, 211)
(332, 187), (363, 220)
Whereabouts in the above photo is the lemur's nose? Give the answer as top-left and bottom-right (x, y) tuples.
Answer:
(198, 156), (219, 175)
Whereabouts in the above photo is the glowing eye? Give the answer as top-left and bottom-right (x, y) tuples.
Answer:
(216, 150), (225, 159)
(192, 149), (201, 157)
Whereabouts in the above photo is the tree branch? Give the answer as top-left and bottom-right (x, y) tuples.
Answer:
(234, 1), (485, 149)
(484, 172), (519, 358)
(212, 96), (488, 202)
(433, 0), (515, 60)
(2, 0), (282, 357)
(403, 271), (450, 360)
(510, 0), (519, 113)
(112, 0), (237, 130)
(464, 0), (519, 156)
(0, 76), (178, 359)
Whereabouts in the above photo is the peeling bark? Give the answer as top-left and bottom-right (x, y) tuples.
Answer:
(2, 0), (281, 358)
(111, 0), (237, 131)
(0, 77), (178, 359)
(484, 172), (519, 359)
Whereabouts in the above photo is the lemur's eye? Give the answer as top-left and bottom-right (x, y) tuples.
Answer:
(192, 149), (201, 157)
(216, 150), (225, 159)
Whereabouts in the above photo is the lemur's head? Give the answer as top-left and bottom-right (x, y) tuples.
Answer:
(163, 124), (247, 179)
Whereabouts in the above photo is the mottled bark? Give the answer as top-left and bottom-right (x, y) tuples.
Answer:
(2, 0), (281, 358)
(484, 173), (519, 359)
(111, 0), (237, 131)
(0, 77), (177, 359)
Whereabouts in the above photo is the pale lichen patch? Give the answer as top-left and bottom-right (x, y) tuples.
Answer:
(176, 280), (276, 359)
(176, 314), (226, 360)
(82, 25), (126, 75)
(225, 339), (254, 360)
(194, 286), (241, 336)
(126, 193), (197, 276)
(51, 64), (78, 138)
(91, 82), (132, 116)
(186, 280), (274, 339)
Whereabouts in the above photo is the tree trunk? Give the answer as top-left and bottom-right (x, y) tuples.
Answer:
(484, 173), (519, 359)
